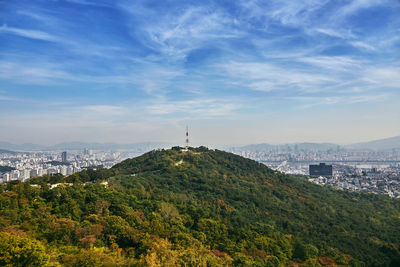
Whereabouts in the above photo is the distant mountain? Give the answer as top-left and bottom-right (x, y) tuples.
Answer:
(0, 141), (171, 151)
(231, 142), (341, 152)
(347, 135), (400, 151)
(231, 143), (275, 151)
(0, 142), (47, 151)
(230, 136), (400, 152)
(52, 141), (171, 151)
(0, 149), (18, 154)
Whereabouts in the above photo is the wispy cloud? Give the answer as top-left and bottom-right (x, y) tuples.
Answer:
(0, 24), (58, 42)
(123, 4), (241, 59)
(238, 0), (329, 27)
(315, 28), (355, 39)
(219, 61), (335, 92)
(0, 59), (182, 97)
(362, 66), (400, 87)
(336, 0), (387, 19)
(147, 99), (238, 118)
(298, 56), (362, 71)
(0, 61), (76, 84)
(295, 93), (389, 109)
(17, 10), (53, 24)
(350, 41), (376, 51)
(65, 0), (113, 7)
(14, 9), (127, 59)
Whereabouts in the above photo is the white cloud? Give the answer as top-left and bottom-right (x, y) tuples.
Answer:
(0, 24), (58, 42)
(315, 28), (355, 39)
(239, 0), (328, 25)
(350, 41), (376, 51)
(0, 61), (75, 84)
(237, 0), (389, 48)
(5, 9), (131, 61)
(0, 60), (182, 97)
(147, 99), (238, 118)
(218, 56), (400, 97)
(65, 0), (112, 7)
(298, 56), (362, 70)
(337, 0), (387, 18)
(220, 61), (335, 92)
(17, 10), (52, 23)
(294, 93), (389, 109)
(123, 4), (241, 59)
(362, 67), (400, 87)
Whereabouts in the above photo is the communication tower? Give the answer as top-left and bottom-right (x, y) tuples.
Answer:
(185, 126), (189, 149)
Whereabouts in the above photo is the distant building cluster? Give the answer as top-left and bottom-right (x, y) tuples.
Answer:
(0, 165), (75, 182)
(308, 164), (400, 197)
(231, 147), (400, 198)
(230, 148), (400, 163)
(0, 149), (130, 183)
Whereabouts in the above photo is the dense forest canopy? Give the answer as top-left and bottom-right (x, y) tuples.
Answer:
(1, 147), (400, 266)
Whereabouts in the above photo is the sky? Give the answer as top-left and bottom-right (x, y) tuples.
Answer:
(0, 0), (399, 146)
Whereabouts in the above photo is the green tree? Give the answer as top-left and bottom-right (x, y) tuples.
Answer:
(0, 232), (49, 266)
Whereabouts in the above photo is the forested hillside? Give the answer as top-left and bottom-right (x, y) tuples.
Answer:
(1, 147), (400, 266)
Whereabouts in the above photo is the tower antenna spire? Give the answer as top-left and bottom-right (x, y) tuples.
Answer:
(185, 126), (189, 149)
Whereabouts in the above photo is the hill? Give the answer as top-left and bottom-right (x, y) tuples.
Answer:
(1, 147), (400, 266)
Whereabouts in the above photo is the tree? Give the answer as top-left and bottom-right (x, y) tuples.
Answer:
(0, 232), (49, 266)
(140, 238), (179, 266)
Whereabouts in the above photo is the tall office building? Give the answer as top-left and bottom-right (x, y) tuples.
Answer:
(61, 151), (68, 163)
(309, 163), (332, 177)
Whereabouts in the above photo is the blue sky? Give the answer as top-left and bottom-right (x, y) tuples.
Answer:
(0, 0), (399, 145)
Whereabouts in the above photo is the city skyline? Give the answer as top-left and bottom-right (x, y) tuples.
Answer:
(1, 0), (399, 145)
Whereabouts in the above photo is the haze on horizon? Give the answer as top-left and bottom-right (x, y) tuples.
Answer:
(0, 0), (399, 146)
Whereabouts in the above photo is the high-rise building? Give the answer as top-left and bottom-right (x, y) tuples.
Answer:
(0, 173), (10, 183)
(37, 168), (45, 176)
(309, 163), (332, 177)
(61, 151), (67, 163)
(21, 169), (31, 181)
(47, 168), (58, 176)
(30, 169), (38, 178)
(61, 166), (67, 176)
(11, 170), (19, 180)
(4, 173), (10, 182)
(67, 166), (74, 175)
